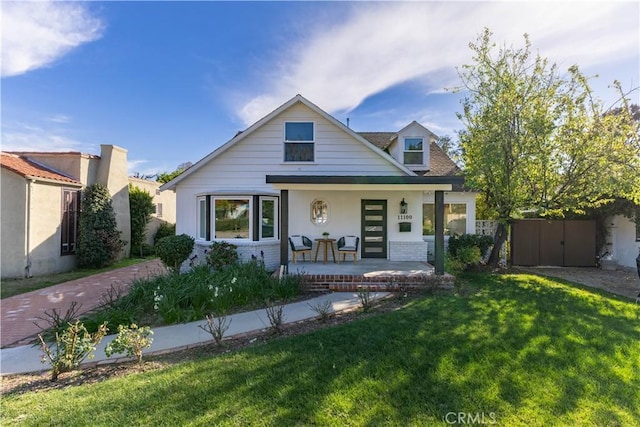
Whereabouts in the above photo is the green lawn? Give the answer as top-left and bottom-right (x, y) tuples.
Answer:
(0, 258), (151, 299)
(3, 273), (639, 426)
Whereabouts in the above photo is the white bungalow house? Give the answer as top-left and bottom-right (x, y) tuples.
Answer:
(160, 95), (476, 274)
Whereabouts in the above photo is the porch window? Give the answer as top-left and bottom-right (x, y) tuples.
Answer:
(404, 137), (423, 165)
(61, 189), (80, 255)
(260, 197), (278, 239)
(215, 198), (250, 239)
(284, 122), (314, 162)
(422, 203), (467, 236)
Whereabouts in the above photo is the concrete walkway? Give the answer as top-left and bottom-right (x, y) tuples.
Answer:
(0, 259), (166, 348)
(0, 292), (387, 375)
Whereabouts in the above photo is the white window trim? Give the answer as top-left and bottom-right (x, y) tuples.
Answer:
(284, 121), (315, 163)
(196, 196), (207, 241)
(259, 196), (278, 240)
(403, 136), (424, 165)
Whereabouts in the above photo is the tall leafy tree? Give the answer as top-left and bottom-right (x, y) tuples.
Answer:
(456, 28), (639, 265)
(156, 162), (192, 184)
(129, 185), (156, 257)
(76, 184), (125, 268)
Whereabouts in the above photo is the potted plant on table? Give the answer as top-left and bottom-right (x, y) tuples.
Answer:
(322, 231), (330, 239)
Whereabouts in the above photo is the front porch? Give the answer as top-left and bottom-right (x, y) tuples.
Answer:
(285, 259), (454, 292)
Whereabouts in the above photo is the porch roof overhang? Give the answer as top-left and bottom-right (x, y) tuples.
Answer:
(266, 175), (464, 191)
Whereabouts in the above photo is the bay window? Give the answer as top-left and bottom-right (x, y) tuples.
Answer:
(197, 195), (278, 241)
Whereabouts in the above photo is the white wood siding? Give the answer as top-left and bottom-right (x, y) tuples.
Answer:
(175, 103), (406, 237)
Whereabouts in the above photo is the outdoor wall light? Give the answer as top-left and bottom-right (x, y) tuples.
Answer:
(400, 198), (408, 214)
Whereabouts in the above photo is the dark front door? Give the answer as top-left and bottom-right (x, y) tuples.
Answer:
(361, 200), (387, 258)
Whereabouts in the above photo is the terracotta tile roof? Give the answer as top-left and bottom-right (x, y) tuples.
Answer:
(0, 153), (81, 185)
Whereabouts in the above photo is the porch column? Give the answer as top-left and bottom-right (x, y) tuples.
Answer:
(280, 190), (289, 270)
(434, 190), (445, 275)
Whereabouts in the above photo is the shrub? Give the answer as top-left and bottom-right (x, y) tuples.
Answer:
(38, 320), (108, 381)
(207, 241), (239, 271)
(457, 246), (482, 266)
(105, 323), (154, 363)
(76, 184), (125, 268)
(155, 234), (195, 271)
(199, 314), (231, 346)
(129, 185), (155, 258)
(448, 234), (493, 260)
(153, 222), (175, 245)
(80, 261), (302, 329)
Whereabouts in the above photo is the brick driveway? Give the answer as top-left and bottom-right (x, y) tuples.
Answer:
(0, 259), (166, 348)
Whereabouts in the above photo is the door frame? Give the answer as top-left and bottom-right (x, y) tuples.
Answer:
(361, 199), (387, 258)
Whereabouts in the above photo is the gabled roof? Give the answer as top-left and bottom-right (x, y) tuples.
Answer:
(160, 94), (416, 190)
(0, 152), (82, 186)
(357, 133), (462, 177)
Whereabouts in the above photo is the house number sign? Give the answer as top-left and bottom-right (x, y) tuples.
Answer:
(398, 214), (412, 220)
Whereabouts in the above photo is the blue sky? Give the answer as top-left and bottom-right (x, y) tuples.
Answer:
(2, 1), (639, 176)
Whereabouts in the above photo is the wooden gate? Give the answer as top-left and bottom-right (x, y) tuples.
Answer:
(511, 220), (596, 267)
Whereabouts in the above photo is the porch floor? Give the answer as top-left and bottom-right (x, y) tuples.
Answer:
(286, 259), (454, 291)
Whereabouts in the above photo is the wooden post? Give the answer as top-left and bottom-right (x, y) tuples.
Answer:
(280, 190), (289, 272)
(435, 190), (445, 275)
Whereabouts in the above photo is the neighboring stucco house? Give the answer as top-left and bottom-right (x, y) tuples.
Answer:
(1, 145), (175, 279)
(161, 95), (475, 274)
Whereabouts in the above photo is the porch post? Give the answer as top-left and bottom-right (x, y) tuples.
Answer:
(434, 190), (445, 275)
(280, 190), (289, 270)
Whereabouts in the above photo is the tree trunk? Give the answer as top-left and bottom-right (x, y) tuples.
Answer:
(487, 222), (508, 266)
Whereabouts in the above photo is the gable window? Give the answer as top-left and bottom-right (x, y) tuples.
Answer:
(284, 122), (314, 162)
(422, 203), (467, 236)
(61, 189), (80, 255)
(404, 137), (423, 165)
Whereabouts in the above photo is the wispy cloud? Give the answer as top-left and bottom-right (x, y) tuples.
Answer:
(1, 121), (93, 153)
(46, 114), (72, 124)
(1, 1), (104, 77)
(236, 2), (639, 125)
(127, 159), (173, 177)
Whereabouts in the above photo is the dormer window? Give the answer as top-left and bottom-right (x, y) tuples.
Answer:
(403, 137), (423, 165)
(284, 122), (314, 162)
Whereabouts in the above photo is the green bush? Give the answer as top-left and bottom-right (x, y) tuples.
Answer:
(207, 241), (239, 271)
(155, 234), (195, 271)
(38, 320), (108, 381)
(153, 222), (175, 245)
(105, 323), (153, 364)
(79, 262), (303, 329)
(129, 185), (155, 258)
(457, 246), (482, 266)
(448, 234), (493, 259)
(76, 184), (125, 268)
